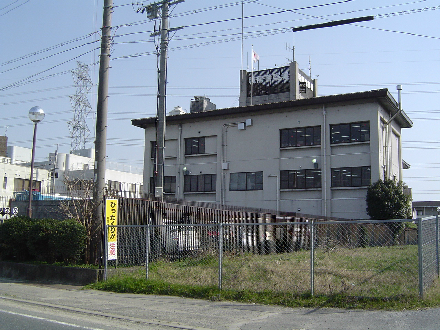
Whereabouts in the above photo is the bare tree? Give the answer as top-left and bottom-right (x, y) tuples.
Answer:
(59, 176), (98, 264)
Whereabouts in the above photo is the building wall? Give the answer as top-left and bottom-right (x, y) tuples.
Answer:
(143, 98), (406, 219)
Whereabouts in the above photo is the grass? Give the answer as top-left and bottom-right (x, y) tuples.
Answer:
(87, 245), (440, 310)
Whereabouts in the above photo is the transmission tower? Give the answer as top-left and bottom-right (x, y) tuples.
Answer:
(68, 61), (93, 152)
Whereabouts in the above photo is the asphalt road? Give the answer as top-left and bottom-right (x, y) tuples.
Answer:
(0, 278), (439, 330)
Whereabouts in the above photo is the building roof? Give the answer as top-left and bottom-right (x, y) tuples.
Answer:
(132, 88), (413, 129)
(412, 201), (440, 208)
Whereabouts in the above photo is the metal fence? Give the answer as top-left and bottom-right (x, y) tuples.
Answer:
(105, 215), (439, 298)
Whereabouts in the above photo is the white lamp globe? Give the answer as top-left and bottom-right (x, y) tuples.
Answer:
(28, 106), (45, 123)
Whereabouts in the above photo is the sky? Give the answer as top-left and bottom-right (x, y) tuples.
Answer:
(0, 0), (439, 202)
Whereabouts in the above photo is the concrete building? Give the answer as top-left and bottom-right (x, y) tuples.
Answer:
(132, 62), (412, 219)
(0, 143), (143, 207)
(412, 201), (440, 218)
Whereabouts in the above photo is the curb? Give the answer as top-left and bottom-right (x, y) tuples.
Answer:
(0, 261), (103, 286)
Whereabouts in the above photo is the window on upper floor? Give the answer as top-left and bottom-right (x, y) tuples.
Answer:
(184, 174), (216, 192)
(280, 169), (321, 189)
(229, 171), (263, 191)
(331, 166), (371, 187)
(280, 126), (321, 148)
(330, 121), (370, 144)
(185, 137), (205, 155)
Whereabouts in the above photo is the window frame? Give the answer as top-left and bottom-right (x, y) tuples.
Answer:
(280, 126), (321, 148)
(150, 176), (176, 194)
(184, 174), (216, 193)
(330, 121), (370, 145)
(184, 137), (206, 155)
(331, 166), (371, 187)
(280, 169), (321, 189)
(229, 171), (263, 191)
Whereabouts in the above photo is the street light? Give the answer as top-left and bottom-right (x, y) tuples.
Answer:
(28, 106), (45, 218)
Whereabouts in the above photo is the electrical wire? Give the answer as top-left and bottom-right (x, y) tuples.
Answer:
(0, 0), (29, 17)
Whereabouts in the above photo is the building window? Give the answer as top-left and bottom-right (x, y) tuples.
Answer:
(185, 137), (205, 155)
(3, 177), (6, 189)
(150, 141), (157, 159)
(184, 174), (216, 192)
(229, 171), (263, 191)
(331, 166), (371, 187)
(330, 121), (370, 144)
(150, 176), (176, 194)
(107, 180), (121, 191)
(280, 169), (321, 189)
(14, 178), (41, 192)
(280, 126), (321, 148)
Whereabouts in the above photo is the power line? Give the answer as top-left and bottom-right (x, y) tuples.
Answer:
(0, 0), (30, 17)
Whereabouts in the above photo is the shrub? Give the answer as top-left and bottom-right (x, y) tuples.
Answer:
(50, 219), (87, 264)
(0, 217), (86, 264)
(0, 216), (32, 261)
(27, 218), (58, 263)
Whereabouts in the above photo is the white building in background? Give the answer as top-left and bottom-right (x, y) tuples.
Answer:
(132, 61), (412, 219)
(38, 148), (143, 198)
(0, 138), (143, 205)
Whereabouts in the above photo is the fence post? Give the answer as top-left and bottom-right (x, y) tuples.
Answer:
(310, 219), (315, 296)
(146, 223), (150, 280)
(436, 214), (439, 277)
(104, 221), (108, 281)
(418, 217), (424, 298)
(218, 221), (224, 291)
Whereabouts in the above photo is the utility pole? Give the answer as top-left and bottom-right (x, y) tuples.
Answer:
(138, 0), (183, 199)
(155, 0), (169, 200)
(93, 0), (112, 264)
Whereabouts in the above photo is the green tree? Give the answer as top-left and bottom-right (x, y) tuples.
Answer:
(366, 179), (411, 220)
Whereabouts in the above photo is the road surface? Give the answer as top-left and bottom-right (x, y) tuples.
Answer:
(0, 278), (438, 329)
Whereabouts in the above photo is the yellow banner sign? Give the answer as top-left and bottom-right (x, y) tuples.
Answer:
(106, 199), (118, 260)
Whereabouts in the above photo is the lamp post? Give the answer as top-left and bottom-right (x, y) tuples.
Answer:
(28, 106), (45, 218)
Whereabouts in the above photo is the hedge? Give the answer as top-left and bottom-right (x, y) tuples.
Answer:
(0, 216), (86, 264)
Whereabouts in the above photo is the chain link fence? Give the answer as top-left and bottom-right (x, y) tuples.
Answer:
(105, 216), (439, 298)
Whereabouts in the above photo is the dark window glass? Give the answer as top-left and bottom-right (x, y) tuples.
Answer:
(331, 121), (370, 145)
(150, 176), (175, 194)
(150, 141), (157, 159)
(361, 166), (371, 186)
(185, 137), (206, 155)
(280, 126), (320, 148)
(332, 166), (371, 187)
(351, 123), (361, 142)
(184, 174), (216, 192)
(360, 122), (370, 142)
(296, 127), (305, 147)
(230, 172), (263, 191)
(280, 129), (289, 148)
(351, 167), (362, 187)
(289, 129), (297, 147)
(340, 124), (350, 143)
(331, 168), (342, 187)
(314, 126), (321, 145)
(331, 125), (341, 144)
(305, 127), (314, 146)
(280, 169), (321, 189)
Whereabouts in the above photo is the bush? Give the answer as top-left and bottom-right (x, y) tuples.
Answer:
(0, 217), (86, 264)
(366, 179), (411, 220)
(50, 219), (87, 264)
(27, 218), (58, 262)
(0, 216), (32, 261)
